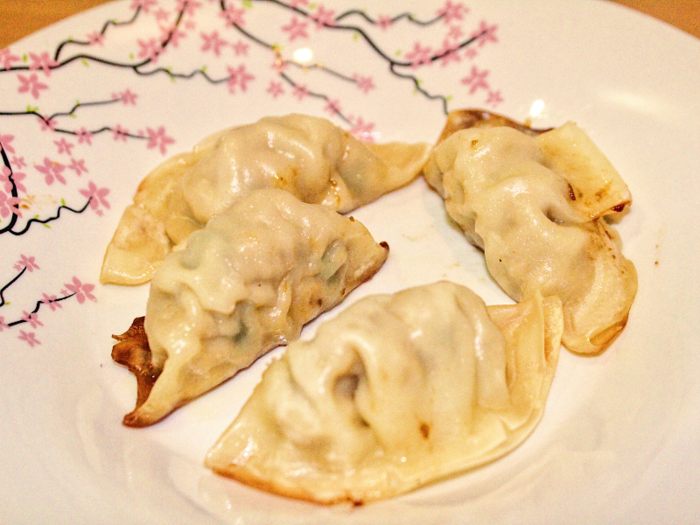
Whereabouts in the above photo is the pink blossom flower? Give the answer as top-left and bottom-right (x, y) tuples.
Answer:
(377, 15), (393, 30)
(447, 25), (463, 41)
(348, 117), (375, 143)
(486, 90), (503, 107)
(324, 98), (341, 116)
(12, 156), (26, 169)
(112, 125), (129, 142)
(226, 64), (255, 94)
(54, 137), (74, 155)
(17, 73), (48, 99)
(76, 128), (93, 145)
(80, 181), (110, 213)
(67, 157), (88, 175)
(0, 133), (15, 154)
(18, 330), (41, 347)
(145, 126), (175, 155)
(131, 0), (157, 13)
(17, 254), (39, 272)
(436, 40), (461, 67)
(231, 40), (249, 56)
(41, 293), (62, 311)
(0, 317), (8, 332)
(0, 166), (11, 189)
(177, 0), (202, 17)
(353, 75), (375, 94)
(461, 65), (490, 94)
(1, 166), (26, 193)
(266, 80), (285, 98)
(22, 311), (43, 329)
(472, 20), (499, 47)
(28, 52), (58, 76)
(10, 171), (26, 193)
(160, 25), (186, 47)
(292, 84), (309, 101)
(34, 157), (66, 185)
(154, 7), (170, 21)
(289, 0), (309, 7)
(38, 116), (57, 131)
(311, 5), (336, 28)
(0, 190), (22, 218)
(0, 48), (20, 69)
(112, 88), (138, 105)
(220, 4), (246, 26)
(404, 42), (433, 68)
(136, 38), (162, 62)
(437, 1), (468, 24)
(64, 276), (96, 304)
(87, 31), (105, 46)
(201, 31), (228, 56)
(282, 16), (309, 41)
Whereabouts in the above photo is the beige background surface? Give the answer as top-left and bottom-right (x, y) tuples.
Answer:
(0, 0), (699, 49)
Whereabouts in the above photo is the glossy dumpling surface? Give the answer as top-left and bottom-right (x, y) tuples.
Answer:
(100, 114), (429, 285)
(122, 188), (389, 427)
(423, 121), (637, 354)
(206, 281), (563, 504)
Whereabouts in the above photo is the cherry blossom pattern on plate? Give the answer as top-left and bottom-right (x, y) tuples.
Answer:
(0, 249), (97, 347)
(0, 0), (506, 349)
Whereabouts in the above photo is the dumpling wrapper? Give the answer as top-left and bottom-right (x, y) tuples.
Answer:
(100, 113), (429, 285)
(423, 116), (637, 354)
(206, 281), (563, 504)
(120, 188), (389, 427)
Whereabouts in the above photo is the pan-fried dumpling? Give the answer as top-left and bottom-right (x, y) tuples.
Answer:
(206, 281), (563, 504)
(423, 119), (637, 354)
(101, 114), (429, 285)
(119, 188), (389, 427)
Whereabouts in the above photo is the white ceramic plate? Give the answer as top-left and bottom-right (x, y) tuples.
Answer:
(2, 0), (699, 523)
